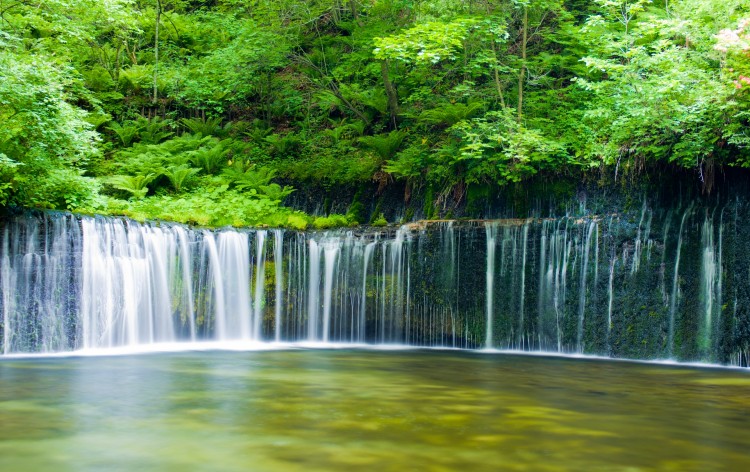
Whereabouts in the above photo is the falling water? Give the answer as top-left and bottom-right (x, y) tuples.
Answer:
(606, 255), (616, 352)
(699, 209), (724, 360)
(307, 240), (321, 341)
(321, 242), (339, 342)
(669, 204), (693, 358)
(1, 207), (748, 365)
(202, 232), (228, 340)
(253, 231), (267, 340)
(518, 223), (529, 349)
(361, 241), (376, 343)
(274, 230), (284, 342)
(218, 231), (253, 340)
(577, 221), (597, 353)
(485, 223), (498, 348)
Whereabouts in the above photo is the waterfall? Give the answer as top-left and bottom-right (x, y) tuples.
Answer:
(606, 255), (616, 352)
(700, 209), (724, 360)
(518, 223), (529, 349)
(361, 242), (376, 343)
(577, 221), (597, 353)
(253, 231), (267, 340)
(202, 232), (227, 340)
(274, 230), (284, 342)
(218, 231), (253, 340)
(2, 207), (750, 366)
(321, 241), (339, 342)
(485, 223), (498, 348)
(307, 240), (321, 341)
(669, 204), (693, 358)
(175, 227), (196, 341)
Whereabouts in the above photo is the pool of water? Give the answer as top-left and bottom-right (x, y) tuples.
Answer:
(1, 348), (749, 471)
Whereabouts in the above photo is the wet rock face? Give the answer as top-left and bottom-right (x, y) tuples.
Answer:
(1, 198), (750, 366)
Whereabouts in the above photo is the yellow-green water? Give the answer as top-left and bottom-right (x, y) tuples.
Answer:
(0, 349), (749, 471)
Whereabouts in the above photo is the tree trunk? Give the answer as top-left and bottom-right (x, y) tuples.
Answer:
(381, 59), (399, 129)
(349, 0), (359, 19)
(484, 2), (507, 109)
(349, 0), (363, 26)
(491, 39), (507, 109)
(153, 0), (162, 104)
(517, 5), (528, 123)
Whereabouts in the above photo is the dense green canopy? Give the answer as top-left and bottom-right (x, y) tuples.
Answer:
(1, 0), (749, 226)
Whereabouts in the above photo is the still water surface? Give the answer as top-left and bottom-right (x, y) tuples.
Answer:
(1, 349), (749, 471)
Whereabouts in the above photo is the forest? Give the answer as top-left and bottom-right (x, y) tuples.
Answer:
(1, 0), (749, 228)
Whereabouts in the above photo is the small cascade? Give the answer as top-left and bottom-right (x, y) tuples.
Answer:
(2, 205), (750, 366)
(321, 241), (339, 342)
(606, 255), (615, 351)
(217, 231), (253, 340)
(485, 223), (498, 348)
(517, 223), (529, 349)
(306, 239), (321, 341)
(360, 241), (376, 343)
(174, 227), (196, 341)
(669, 204), (693, 358)
(273, 230), (284, 342)
(252, 231), (267, 340)
(80, 218), (179, 349)
(1, 214), (80, 353)
(577, 221), (597, 353)
(699, 210), (723, 360)
(201, 232), (227, 339)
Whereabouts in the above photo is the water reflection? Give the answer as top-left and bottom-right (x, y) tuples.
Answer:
(1, 350), (749, 471)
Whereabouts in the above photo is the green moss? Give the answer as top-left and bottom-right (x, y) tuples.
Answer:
(346, 201), (366, 225)
(402, 207), (415, 224)
(371, 213), (388, 227)
(313, 213), (353, 229)
(423, 187), (435, 219)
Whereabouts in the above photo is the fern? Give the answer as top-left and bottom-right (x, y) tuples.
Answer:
(258, 183), (295, 202)
(265, 134), (301, 157)
(107, 121), (142, 147)
(419, 102), (484, 127)
(355, 88), (388, 115)
(322, 126), (349, 144)
(222, 164), (295, 200)
(224, 165), (275, 190)
(107, 174), (157, 199)
(188, 139), (231, 174)
(163, 165), (201, 193)
(85, 113), (112, 130)
(323, 119), (367, 144)
(138, 117), (174, 144)
(359, 130), (407, 161)
(180, 116), (224, 137)
(343, 120), (366, 137)
(244, 126), (273, 144)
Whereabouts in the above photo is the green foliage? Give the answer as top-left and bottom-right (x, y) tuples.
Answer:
(108, 121), (143, 147)
(374, 18), (481, 64)
(264, 134), (302, 157)
(105, 185), (309, 228)
(139, 118), (174, 145)
(359, 131), (408, 161)
(312, 214), (357, 229)
(223, 164), (295, 201)
(163, 165), (201, 193)
(346, 201), (367, 225)
(180, 117), (225, 137)
(419, 102), (485, 127)
(188, 139), (232, 174)
(3, 0), (749, 226)
(370, 213), (388, 227)
(107, 174), (158, 200)
(450, 110), (571, 184)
